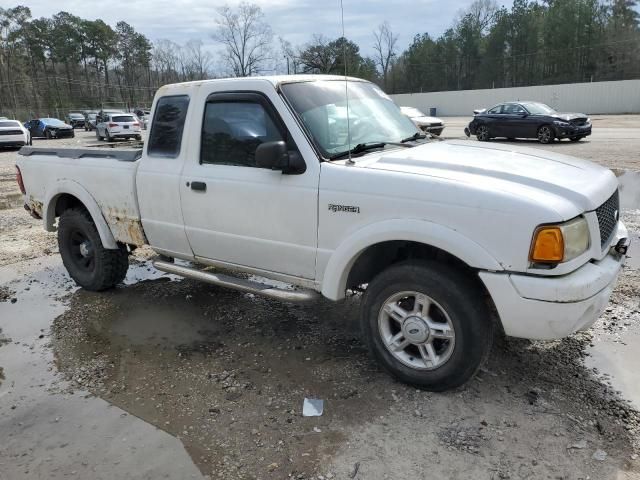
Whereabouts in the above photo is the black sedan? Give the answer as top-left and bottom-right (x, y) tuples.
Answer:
(465, 102), (591, 144)
(24, 118), (75, 139)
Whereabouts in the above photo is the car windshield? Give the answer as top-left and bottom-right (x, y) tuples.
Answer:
(69, 113), (83, 118)
(112, 115), (136, 122)
(401, 107), (426, 118)
(0, 121), (20, 128)
(41, 118), (65, 126)
(281, 80), (418, 158)
(522, 102), (556, 115)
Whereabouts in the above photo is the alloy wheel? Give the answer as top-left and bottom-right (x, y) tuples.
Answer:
(378, 291), (456, 371)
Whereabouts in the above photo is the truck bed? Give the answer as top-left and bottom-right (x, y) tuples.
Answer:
(17, 146), (146, 246)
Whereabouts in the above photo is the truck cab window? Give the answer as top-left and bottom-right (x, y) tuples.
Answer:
(148, 95), (189, 157)
(200, 101), (284, 167)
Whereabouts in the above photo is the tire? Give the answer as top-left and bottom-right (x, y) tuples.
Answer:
(96, 129), (103, 141)
(45, 129), (52, 139)
(361, 261), (493, 391)
(537, 125), (554, 144)
(570, 136), (584, 142)
(58, 208), (129, 291)
(476, 124), (490, 141)
(106, 130), (113, 142)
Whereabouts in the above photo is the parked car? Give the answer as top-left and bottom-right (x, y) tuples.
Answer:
(133, 108), (151, 130)
(83, 111), (98, 131)
(400, 106), (445, 136)
(24, 118), (74, 139)
(465, 101), (592, 144)
(0, 119), (31, 147)
(66, 112), (85, 129)
(96, 112), (142, 141)
(16, 75), (628, 391)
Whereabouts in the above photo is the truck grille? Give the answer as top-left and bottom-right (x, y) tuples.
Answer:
(595, 190), (619, 247)
(0, 130), (22, 135)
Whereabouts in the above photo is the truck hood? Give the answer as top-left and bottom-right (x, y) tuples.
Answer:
(359, 140), (616, 213)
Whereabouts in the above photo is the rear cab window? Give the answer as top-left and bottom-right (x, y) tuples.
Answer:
(148, 95), (190, 158)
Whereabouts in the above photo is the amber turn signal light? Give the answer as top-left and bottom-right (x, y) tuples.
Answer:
(530, 226), (564, 262)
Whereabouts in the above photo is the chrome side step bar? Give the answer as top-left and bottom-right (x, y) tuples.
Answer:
(152, 260), (320, 303)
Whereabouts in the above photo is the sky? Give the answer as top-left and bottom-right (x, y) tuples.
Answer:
(21, 0), (513, 58)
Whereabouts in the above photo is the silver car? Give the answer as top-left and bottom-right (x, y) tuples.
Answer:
(400, 106), (445, 136)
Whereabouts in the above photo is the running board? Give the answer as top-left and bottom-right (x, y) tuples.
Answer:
(152, 260), (320, 303)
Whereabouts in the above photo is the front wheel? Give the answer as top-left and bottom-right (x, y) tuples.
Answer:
(45, 129), (52, 139)
(537, 125), (554, 144)
(58, 208), (129, 291)
(476, 125), (490, 141)
(361, 261), (493, 391)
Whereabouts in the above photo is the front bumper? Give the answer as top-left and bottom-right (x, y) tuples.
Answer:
(554, 123), (592, 138)
(480, 222), (628, 340)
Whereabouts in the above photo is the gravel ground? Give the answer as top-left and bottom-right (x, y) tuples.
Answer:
(0, 121), (639, 479)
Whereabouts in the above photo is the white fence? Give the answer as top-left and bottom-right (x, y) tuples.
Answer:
(391, 79), (640, 116)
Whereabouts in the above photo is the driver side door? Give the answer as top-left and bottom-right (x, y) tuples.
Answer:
(180, 89), (320, 280)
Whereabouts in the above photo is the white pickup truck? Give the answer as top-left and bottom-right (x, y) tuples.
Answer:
(16, 75), (629, 391)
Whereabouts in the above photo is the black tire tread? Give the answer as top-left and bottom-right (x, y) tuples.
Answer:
(58, 208), (128, 291)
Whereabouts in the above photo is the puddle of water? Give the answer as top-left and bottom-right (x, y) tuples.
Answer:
(0, 256), (204, 479)
(586, 330), (640, 410)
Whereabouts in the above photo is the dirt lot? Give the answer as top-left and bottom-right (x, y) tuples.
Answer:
(1, 121), (640, 479)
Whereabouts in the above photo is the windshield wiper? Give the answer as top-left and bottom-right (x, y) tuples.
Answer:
(401, 132), (427, 143)
(329, 141), (412, 161)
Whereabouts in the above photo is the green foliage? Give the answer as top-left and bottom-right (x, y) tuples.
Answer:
(390, 0), (640, 93)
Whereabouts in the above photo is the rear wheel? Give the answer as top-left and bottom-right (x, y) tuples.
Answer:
(476, 125), (490, 141)
(58, 208), (129, 291)
(106, 130), (113, 142)
(45, 129), (52, 139)
(360, 261), (493, 391)
(537, 125), (554, 144)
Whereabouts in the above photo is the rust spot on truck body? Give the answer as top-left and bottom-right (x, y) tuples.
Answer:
(28, 196), (43, 219)
(104, 207), (147, 246)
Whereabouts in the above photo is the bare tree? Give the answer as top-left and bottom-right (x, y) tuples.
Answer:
(185, 39), (213, 79)
(456, 0), (498, 33)
(212, 2), (273, 77)
(373, 21), (398, 89)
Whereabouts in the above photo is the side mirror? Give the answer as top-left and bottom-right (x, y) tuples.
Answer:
(255, 140), (288, 170)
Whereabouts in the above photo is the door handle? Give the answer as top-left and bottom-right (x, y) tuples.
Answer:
(190, 181), (207, 192)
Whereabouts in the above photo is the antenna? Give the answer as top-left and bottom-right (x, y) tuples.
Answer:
(339, 0), (354, 165)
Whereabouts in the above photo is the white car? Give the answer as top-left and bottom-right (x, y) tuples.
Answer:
(0, 119), (31, 147)
(400, 106), (445, 136)
(96, 113), (142, 142)
(16, 75), (628, 391)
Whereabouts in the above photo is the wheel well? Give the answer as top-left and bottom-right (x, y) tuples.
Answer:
(346, 241), (473, 290)
(54, 193), (85, 217)
(346, 240), (502, 333)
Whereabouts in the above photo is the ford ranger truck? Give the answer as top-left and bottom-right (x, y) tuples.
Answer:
(15, 75), (629, 391)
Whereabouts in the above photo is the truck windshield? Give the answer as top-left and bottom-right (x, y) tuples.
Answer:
(281, 80), (418, 159)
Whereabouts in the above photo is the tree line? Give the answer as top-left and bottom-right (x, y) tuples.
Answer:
(0, 0), (638, 119)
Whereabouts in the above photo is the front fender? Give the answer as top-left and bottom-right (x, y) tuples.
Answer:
(43, 179), (118, 249)
(320, 219), (504, 301)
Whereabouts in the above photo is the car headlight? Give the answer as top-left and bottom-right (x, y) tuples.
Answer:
(529, 216), (590, 264)
(553, 120), (569, 126)
(586, 117), (591, 124)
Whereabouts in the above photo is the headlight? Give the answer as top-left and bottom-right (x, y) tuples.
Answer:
(553, 120), (569, 126)
(586, 117), (591, 124)
(529, 217), (590, 264)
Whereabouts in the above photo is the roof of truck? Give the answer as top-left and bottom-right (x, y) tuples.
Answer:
(157, 74), (369, 93)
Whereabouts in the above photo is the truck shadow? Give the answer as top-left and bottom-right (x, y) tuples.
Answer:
(50, 272), (638, 479)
